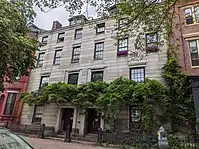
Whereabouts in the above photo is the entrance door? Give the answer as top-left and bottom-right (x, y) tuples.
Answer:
(87, 108), (101, 134)
(62, 108), (74, 132)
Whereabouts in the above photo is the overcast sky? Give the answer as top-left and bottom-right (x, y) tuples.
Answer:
(34, 5), (96, 30)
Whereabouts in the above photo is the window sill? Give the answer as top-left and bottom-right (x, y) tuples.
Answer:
(53, 64), (60, 66)
(184, 22), (199, 27)
(191, 66), (199, 68)
(96, 32), (105, 35)
(94, 58), (103, 61)
(71, 61), (79, 64)
(57, 41), (64, 43)
(74, 38), (82, 40)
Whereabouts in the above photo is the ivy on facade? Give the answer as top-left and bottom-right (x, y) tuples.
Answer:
(21, 77), (167, 132)
(21, 49), (195, 133)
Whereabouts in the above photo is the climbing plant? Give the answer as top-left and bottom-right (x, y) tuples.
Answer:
(21, 77), (168, 132)
(162, 47), (195, 133)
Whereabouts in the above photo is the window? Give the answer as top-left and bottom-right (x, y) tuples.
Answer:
(91, 71), (103, 82)
(189, 40), (199, 66)
(94, 42), (104, 60)
(195, 6), (199, 23)
(4, 93), (17, 115)
(68, 73), (79, 85)
(74, 29), (82, 39)
(130, 67), (145, 82)
(32, 105), (44, 124)
(39, 76), (50, 89)
(57, 32), (65, 42)
(117, 38), (128, 56)
(146, 33), (158, 47)
(185, 7), (194, 24)
(41, 36), (48, 45)
(72, 46), (81, 63)
(53, 49), (62, 65)
(96, 23), (105, 34)
(129, 105), (141, 130)
(37, 52), (45, 67)
(118, 18), (128, 29)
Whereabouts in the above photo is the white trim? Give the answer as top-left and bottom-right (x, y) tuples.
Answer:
(7, 90), (19, 93)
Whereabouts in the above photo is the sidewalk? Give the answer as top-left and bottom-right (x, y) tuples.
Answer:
(23, 136), (111, 149)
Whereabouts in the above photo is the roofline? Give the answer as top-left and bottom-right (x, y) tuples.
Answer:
(38, 16), (110, 36)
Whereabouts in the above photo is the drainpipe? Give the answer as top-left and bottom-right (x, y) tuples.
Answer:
(178, 7), (187, 72)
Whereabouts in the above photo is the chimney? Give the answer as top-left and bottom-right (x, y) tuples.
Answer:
(52, 21), (62, 30)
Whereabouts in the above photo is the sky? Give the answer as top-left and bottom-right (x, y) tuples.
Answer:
(34, 5), (96, 30)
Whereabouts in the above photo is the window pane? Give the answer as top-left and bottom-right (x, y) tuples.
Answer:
(130, 68), (145, 82)
(72, 46), (81, 62)
(33, 105), (44, 123)
(42, 36), (48, 44)
(91, 71), (103, 82)
(57, 32), (65, 42)
(68, 73), (79, 85)
(189, 40), (198, 54)
(185, 8), (192, 17)
(119, 18), (128, 28)
(37, 53), (45, 67)
(185, 8), (194, 24)
(75, 29), (82, 39)
(96, 23), (105, 33)
(40, 76), (49, 88)
(4, 93), (17, 115)
(146, 34), (158, 44)
(54, 50), (62, 64)
(118, 38), (128, 52)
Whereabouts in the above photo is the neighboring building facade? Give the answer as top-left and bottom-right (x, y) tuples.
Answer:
(20, 14), (167, 136)
(171, 0), (199, 128)
(0, 24), (40, 124)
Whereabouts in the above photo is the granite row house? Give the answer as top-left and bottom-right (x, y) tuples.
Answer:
(1, 0), (199, 140)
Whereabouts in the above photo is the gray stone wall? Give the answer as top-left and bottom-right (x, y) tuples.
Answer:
(20, 18), (167, 130)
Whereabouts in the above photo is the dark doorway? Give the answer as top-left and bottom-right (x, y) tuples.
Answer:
(62, 108), (74, 132)
(87, 108), (101, 134)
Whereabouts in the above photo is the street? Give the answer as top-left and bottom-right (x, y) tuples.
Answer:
(23, 137), (108, 149)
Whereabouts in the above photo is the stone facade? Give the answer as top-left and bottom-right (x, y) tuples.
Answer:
(20, 16), (167, 136)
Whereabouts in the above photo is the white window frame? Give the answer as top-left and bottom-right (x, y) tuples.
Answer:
(188, 39), (199, 67)
(184, 4), (199, 25)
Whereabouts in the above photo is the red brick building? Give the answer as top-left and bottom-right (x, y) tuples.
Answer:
(0, 24), (40, 124)
(172, 0), (199, 129)
(172, 0), (199, 75)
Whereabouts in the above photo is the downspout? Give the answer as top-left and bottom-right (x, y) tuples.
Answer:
(178, 7), (187, 72)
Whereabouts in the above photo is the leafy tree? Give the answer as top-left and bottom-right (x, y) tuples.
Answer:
(0, 0), (37, 91)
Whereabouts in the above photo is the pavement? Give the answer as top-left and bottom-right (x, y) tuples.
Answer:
(23, 136), (109, 149)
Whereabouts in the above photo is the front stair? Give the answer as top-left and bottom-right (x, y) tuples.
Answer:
(56, 133), (98, 142)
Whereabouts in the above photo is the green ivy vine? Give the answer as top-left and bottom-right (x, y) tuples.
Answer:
(161, 47), (195, 133)
(21, 77), (167, 133)
(21, 49), (195, 133)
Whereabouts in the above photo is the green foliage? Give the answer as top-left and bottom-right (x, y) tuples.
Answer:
(0, 0), (37, 91)
(162, 48), (195, 132)
(21, 77), (167, 132)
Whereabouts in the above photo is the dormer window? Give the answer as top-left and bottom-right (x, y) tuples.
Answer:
(68, 15), (88, 26)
